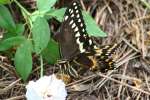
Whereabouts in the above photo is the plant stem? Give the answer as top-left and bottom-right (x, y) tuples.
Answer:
(13, 0), (31, 16)
(40, 55), (43, 77)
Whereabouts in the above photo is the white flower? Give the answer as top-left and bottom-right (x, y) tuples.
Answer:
(26, 74), (67, 100)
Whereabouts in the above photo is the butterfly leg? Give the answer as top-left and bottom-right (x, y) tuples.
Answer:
(55, 59), (79, 84)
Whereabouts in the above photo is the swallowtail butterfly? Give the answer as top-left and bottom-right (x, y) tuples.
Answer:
(54, 0), (119, 82)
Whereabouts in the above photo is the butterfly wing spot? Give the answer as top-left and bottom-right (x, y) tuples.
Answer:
(79, 44), (85, 53)
(71, 14), (75, 17)
(71, 23), (76, 28)
(108, 60), (115, 69)
(109, 61), (113, 66)
(77, 14), (80, 18)
(105, 53), (110, 56)
(88, 56), (98, 70)
(94, 45), (98, 49)
(73, 2), (77, 6)
(76, 38), (85, 53)
(76, 37), (80, 44)
(80, 23), (83, 27)
(69, 20), (74, 25)
(95, 49), (102, 55)
(75, 6), (78, 9)
(76, 37), (81, 45)
(70, 10), (73, 14)
(89, 39), (92, 45)
(64, 15), (69, 21)
(78, 19), (81, 22)
(74, 27), (79, 32)
(69, 8), (72, 12)
(83, 34), (86, 37)
(103, 44), (118, 57)
(82, 29), (85, 32)
(75, 32), (80, 37)
(76, 10), (79, 13)
(79, 43), (85, 53)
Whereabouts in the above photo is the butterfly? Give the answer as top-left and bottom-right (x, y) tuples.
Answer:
(54, 0), (119, 81)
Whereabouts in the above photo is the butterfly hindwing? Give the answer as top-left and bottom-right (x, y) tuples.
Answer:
(95, 43), (118, 71)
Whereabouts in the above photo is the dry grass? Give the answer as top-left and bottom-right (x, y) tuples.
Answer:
(1, 0), (150, 99)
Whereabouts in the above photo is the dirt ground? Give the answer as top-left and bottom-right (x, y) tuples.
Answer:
(0, 0), (150, 100)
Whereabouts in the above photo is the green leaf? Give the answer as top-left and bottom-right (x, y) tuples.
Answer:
(48, 8), (106, 37)
(0, 0), (11, 4)
(14, 40), (33, 81)
(14, 23), (24, 35)
(41, 39), (60, 64)
(37, 0), (57, 12)
(0, 5), (16, 32)
(3, 32), (17, 39)
(0, 36), (26, 51)
(2, 24), (24, 39)
(83, 11), (107, 37)
(32, 16), (50, 54)
(31, 11), (44, 23)
(49, 8), (66, 22)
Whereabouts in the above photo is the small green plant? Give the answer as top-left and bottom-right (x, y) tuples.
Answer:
(0, 0), (107, 81)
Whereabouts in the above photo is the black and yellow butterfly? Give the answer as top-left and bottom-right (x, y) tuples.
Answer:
(54, 0), (119, 82)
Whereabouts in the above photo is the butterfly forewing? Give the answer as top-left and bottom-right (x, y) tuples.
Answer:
(55, 1), (97, 60)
